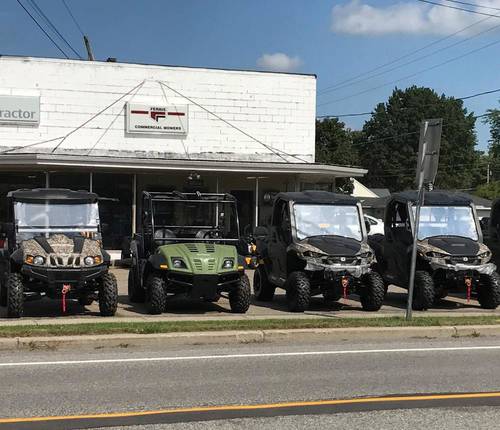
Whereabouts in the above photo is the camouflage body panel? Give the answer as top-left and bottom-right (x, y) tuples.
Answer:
(156, 242), (239, 274)
(20, 234), (103, 268)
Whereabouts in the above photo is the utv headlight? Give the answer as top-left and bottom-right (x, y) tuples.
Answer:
(426, 251), (448, 259)
(222, 259), (234, 269)
(358, 252), (372, 259)
(33, 255), (45, 266)
(171, 258), (187, 269)
(478, 251), (491, 259)
(84, 256), (95, 266)
(303, 251), (324, 259)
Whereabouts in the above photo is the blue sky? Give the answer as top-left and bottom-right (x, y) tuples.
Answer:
(1, 0), (499, 150)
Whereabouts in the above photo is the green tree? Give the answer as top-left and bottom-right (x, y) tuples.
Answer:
(483, 107), (500, 183)
(475, 180), (500, 200)
(358, 86), (479, 191)
(315, 118), (359, 166)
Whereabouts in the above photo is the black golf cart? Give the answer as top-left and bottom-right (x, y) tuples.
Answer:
(253, 191), (385, 312)
(0, 188), (118, 318)
(127, 191), (251, 314)
(369, 191), (499, 310)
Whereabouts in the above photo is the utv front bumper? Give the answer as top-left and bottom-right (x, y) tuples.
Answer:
(21, 264), (107, 285)
(305, 261), (372, 278)
(167, 271), (242, 298)
(429, 261), (497, 276)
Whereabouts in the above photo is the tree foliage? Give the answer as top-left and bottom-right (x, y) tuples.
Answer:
(475, 180), (500, 200)
(357, 86), (479, 191)
(315, 118), (359, 167)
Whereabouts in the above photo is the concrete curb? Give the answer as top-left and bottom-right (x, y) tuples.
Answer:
(0, 324), (499, 351)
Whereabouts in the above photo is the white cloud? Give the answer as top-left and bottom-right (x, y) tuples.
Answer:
(331, 0), (500, 36)
(256, 53), (302, 72)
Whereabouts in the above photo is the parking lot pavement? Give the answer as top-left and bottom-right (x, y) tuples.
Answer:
(1, 268), (500, 322)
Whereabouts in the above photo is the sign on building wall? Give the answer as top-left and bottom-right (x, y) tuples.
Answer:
(0, 95), (40, 126)
(126, 103), (188, 135)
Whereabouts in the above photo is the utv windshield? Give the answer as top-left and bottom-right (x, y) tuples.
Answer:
(152, 200), (239, 240)
(294, 204), (362, 241)
(413, 205), (478, 241)
(14, 202), (99, 233)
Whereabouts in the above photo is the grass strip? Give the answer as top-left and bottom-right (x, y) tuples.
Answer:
(0, 315), (499, 338)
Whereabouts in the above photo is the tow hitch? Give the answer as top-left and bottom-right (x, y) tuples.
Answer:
(465, 276), (472, 303)
(342, 276), (349, 300)
(61, 284), (71, 313)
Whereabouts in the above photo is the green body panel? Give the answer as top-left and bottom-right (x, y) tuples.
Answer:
(157, 243), (238, 275)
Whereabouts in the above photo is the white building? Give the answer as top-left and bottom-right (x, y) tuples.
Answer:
(0, 56), (366, 248)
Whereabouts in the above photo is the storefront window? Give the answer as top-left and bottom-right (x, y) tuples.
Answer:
(0, 172), (46, 222)
(92, 173), (133, 249)
(49, 173), (90, 191)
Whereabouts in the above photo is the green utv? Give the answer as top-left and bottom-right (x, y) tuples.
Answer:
(127, 191), (251, 314)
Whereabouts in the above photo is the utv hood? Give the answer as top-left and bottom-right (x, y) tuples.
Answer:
(299, 236), (362, 256)
(426, 236), (480, 256)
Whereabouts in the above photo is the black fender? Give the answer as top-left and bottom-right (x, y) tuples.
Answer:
(148, 253), (169, 270)
(10, 248), (24, 266)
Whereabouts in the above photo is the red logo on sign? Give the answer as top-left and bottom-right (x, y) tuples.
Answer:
(150, 111), (166, 122)
(130, 108), (186, 122)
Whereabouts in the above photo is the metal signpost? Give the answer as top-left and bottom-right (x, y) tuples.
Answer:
(406, 118), (443, 320)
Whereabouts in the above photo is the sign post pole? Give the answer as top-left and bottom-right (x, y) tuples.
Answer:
(406, 119), (442, 320)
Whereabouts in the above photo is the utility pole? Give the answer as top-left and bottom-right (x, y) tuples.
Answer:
(487, 163), (491, 184)
(83, 36), (94, 61)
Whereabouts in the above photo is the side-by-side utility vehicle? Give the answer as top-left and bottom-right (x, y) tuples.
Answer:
(0, 188), (118, 318)
(253, 191), (385, 312)
(369, 191), (500, 310)
(127, 191), (251, 314)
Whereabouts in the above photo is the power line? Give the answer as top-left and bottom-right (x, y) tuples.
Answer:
(318, 36), (500, 107)
(61, 0), (85, 37)
(16, 0), (69, 58)
(318, 88), (500, 119)
(27, 0), (82, 59)
(318, 17), (500, 97)
(442, 0), (500, 12)
(416, 0), (500, 18)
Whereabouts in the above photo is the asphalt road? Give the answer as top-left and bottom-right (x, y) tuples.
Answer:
(1, 336), (500, 429)
(2, 268), (500, 322)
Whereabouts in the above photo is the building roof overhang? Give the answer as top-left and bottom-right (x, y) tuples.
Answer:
(0, 154), (367, 178)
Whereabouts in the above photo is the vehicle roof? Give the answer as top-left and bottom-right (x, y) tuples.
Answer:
(7, 188), (99, 203)
(275, 190), (359, 205)
(391, 190), (474, 206)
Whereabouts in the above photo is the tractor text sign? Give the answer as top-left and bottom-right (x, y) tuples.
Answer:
(0, 96), (40, 126)
(126, 103), (188, 135)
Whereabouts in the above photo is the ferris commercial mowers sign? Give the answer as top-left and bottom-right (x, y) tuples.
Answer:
(0, 95), (40, 126)
(126, 103), (188, 135)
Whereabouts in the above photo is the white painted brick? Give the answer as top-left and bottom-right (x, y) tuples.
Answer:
(0, 57), (316, 161)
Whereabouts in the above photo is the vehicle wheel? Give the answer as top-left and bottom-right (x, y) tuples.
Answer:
(98, 272), (118, 316)
(477, 272), (500, 309)
(286, 271), (310, 312)
(360, 272), (385, 311)
(0, 280), (7, 307)
(147, 274), (166, 315)
(6, 273), (24, 318)
(412, 271), (435, 311)
(78, 296), (93, 306)
(434, 284), (448, 303)
(128, 268), (146, 303)
(253, 266), (275, 301)
(229, 274), (251, 313)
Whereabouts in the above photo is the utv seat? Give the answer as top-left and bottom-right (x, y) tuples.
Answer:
(154, 229), (176, 245)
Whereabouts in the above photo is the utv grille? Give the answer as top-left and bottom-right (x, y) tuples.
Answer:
(193, 259), (203, 271)
(325, 256), (359, 265)
(205, 244), (215, 253)
(47, 254), (83, 268)
(186, 244), (199, 253)
(447, 256), (481, 265)
(207, 259), (216, 270)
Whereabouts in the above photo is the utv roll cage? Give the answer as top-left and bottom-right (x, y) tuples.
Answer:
(141, 191), (241, 245)
(8, 188), (99, 204)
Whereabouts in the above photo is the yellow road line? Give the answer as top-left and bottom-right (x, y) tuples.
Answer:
(1, 391), (500, 424)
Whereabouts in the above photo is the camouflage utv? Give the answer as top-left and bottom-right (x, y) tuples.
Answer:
(0, 189), (117, 318)
(127, 191), (251, 314)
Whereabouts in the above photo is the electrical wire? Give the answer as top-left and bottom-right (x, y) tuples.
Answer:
(16, 0), (69, 58)
(416, 0), (500, 18)
(61, 0), (85, 37)
(318, 88), (500, 119)
(27, 0), (82, 59)
(318, 17), (500, 97)
(318, 37), (500, 107)
(442, 0), (500, 11)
